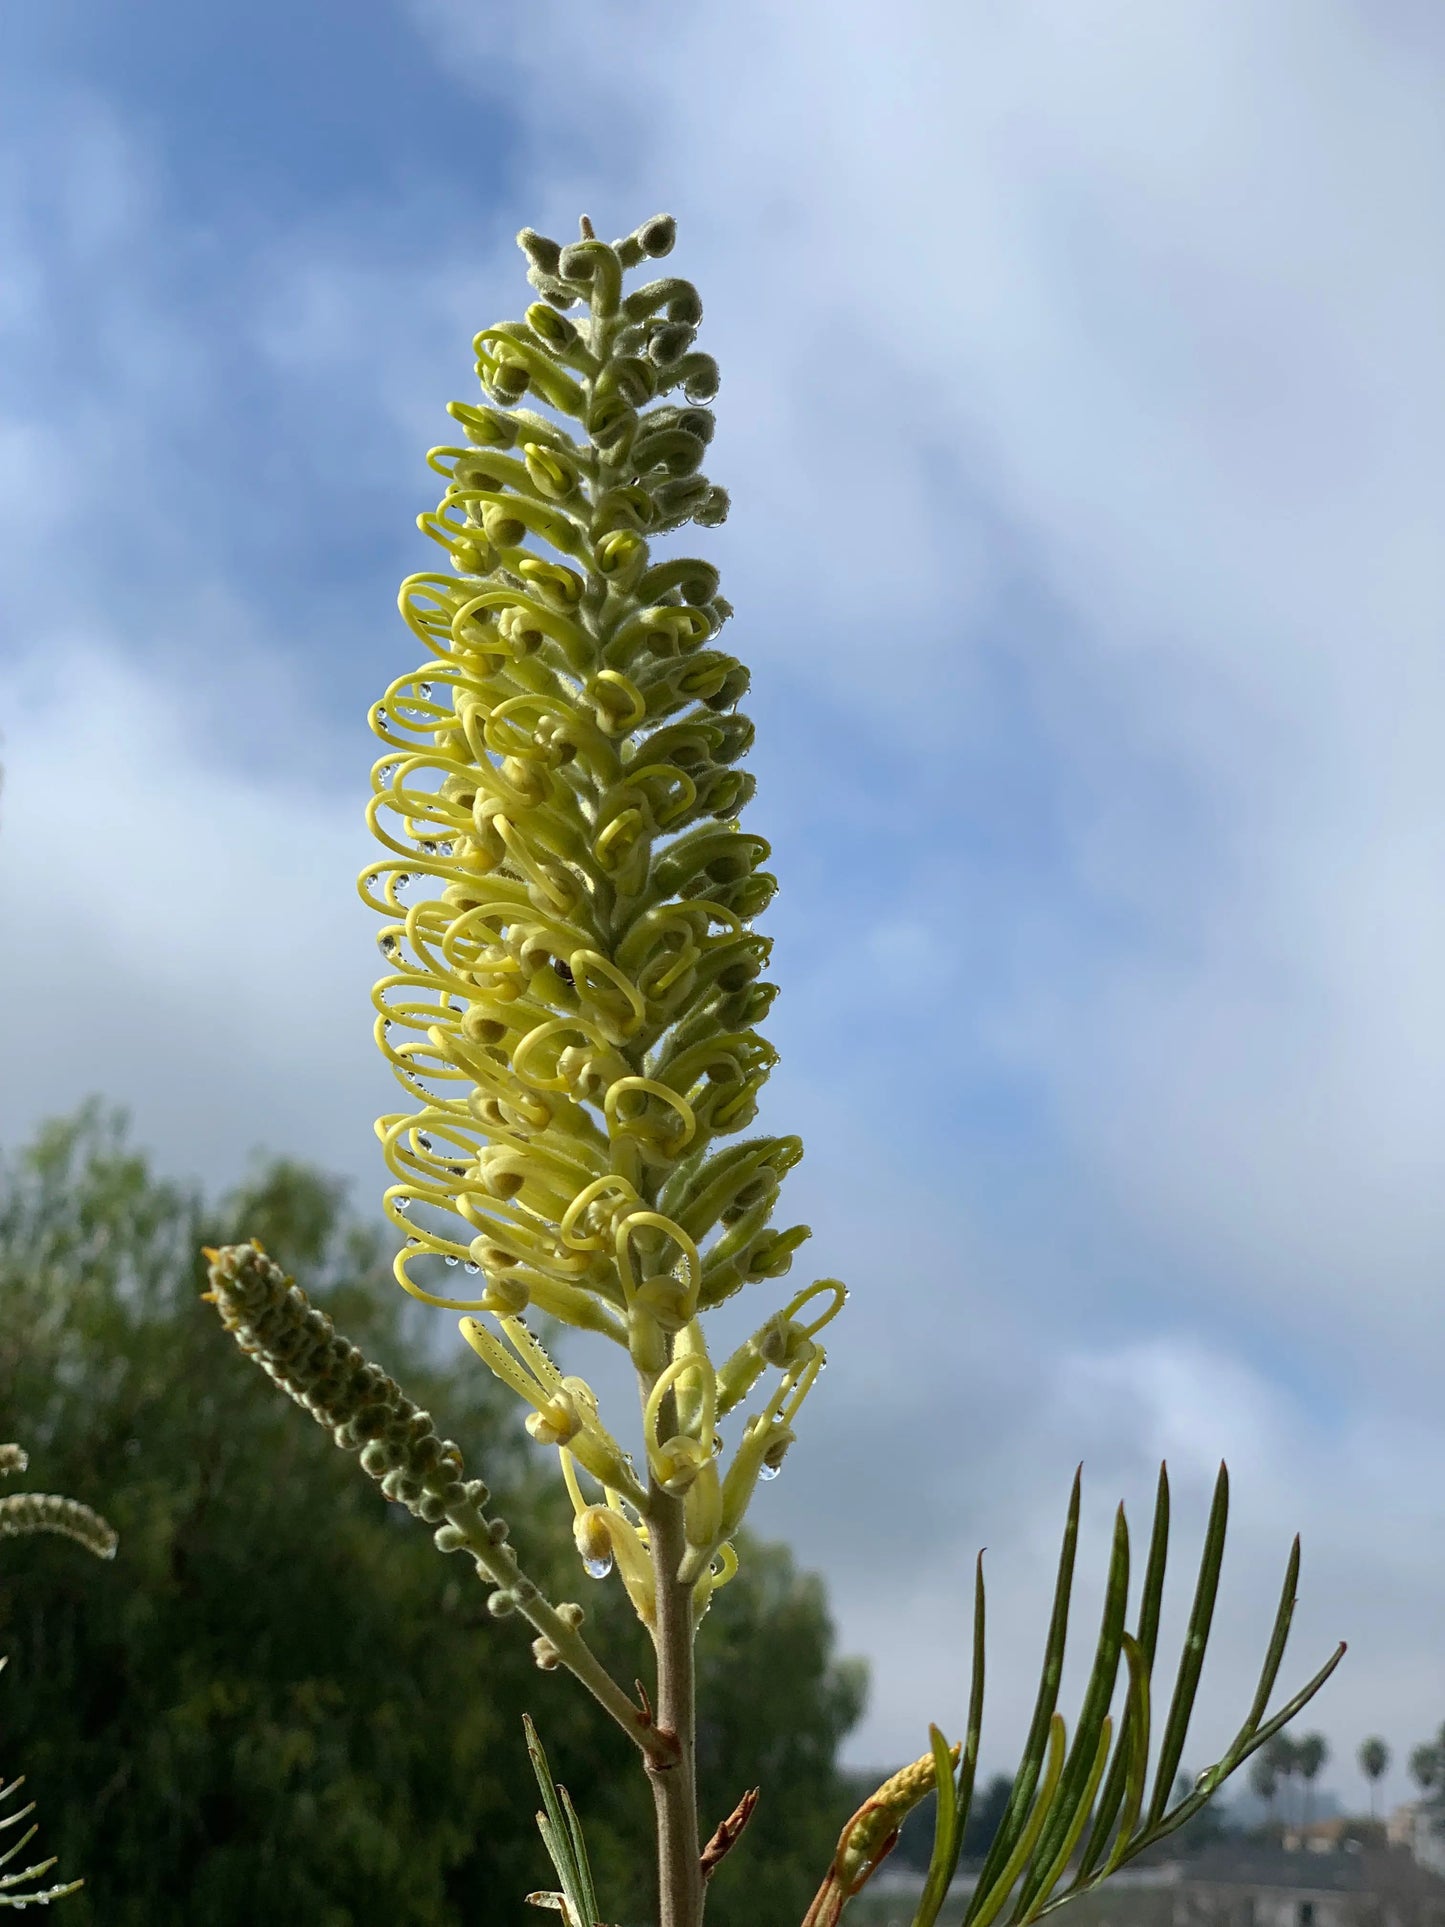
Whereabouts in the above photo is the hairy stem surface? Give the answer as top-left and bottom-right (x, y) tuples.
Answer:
(647, 1487), (703, 1927)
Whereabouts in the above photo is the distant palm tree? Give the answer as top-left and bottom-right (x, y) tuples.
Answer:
(1296, 1733), (1329, 1825)
(1250, 1753), (1280, 1828)
(1410, 1732), (1444, 1810)
(1358, 1738), (1390, 1820)
(1267, 1734), (1302, 1828)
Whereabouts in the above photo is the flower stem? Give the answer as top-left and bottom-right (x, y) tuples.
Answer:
(647, 1485), (704, 1927)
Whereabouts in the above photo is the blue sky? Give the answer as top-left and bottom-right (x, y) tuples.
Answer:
(2, 0), (1443, 1797)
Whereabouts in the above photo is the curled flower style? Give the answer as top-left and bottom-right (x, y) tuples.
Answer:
(359, 213), (846, 1599)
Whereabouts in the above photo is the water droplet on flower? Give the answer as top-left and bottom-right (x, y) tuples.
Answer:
(583, 1554), (614, 1580)
(395, 1197), (411, 1214)
(445, 1255), (460, 1268)
(394, 873), (411, 895)
(758, 1461), (780, 1482)
(711, 1432), (724, 1455)
(464, 1261), (480, 1275)
(378, 934), (399, 959)
(418, 682), (433, 699)
(405, 1236), (421, 1248)
(382, 1019), (394, 1035)
(365, 872), (380, 890)
(437, 840), (455, 857)
(417, 1133), (433, 1151)
(377, 707), (390, 727)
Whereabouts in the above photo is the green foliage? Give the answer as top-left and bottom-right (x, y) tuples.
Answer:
(905, 1467), (1341, 1927)
(0, 1106), (865, 1925)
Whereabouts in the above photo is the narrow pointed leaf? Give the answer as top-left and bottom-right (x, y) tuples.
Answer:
(525, 1716), (589, 1927)
(969, 1474), (1081, 1907)
(1098, 1635), (1152, 1877)
(916, 1553), (988, 1927)
(1147, 1462), (1228, 1825)
(913, 1725), (961, 1927)
(1019, 1504), (1130, 1910)
(967, 1715), (1067, 1927)
(1219, 1536), (1301, 1762)
(1018, 1716), (1113, 1922)
(1074, 1467), (1165, 1884)
(560, 1784), (599, 1927)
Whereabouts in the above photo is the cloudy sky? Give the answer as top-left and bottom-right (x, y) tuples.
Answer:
(3, 0), (1442, 1804)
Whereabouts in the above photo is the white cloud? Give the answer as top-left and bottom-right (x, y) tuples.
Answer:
(0, 637), (391, 1194)
(2, 0), (1442, 1794)
(408, 0), (1445, 1774)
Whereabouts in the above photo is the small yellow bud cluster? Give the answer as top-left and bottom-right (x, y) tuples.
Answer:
(0, 1438), (117, 1561)
(204, 1243), (670, 1745)
(0, 1487), (118, 1562)
(832, 1742), (962, 1896)
(204, 1241), (488, 1528)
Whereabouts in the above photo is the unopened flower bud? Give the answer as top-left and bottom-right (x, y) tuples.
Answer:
(524, 1390), (582, 1447)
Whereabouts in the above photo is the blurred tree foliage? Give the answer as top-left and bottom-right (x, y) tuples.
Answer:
(0, 1107), (865, 1926)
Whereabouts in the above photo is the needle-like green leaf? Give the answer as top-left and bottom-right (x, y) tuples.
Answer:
(1016, 1504), (1129, 1915)
(967, 1472), (1080, 1910)
(914, 1725), (962, 1927)
(525, 1716), (593, 1927)
(967, 1715), (1067, 1927)
(914, 1553), (989, 1927)
(1146, 1462), (1228, 1826)
(1072, 1469), (1168, 1883)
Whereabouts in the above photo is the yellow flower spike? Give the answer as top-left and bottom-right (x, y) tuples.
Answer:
(363, 220), (846, 1655)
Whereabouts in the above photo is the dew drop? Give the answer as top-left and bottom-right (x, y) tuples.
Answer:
(445, 1255), (460, 1268)
(583, 1554), (614, 1580)
(378, 934), (399, 959)
(395, 1197), (411, 1215)
(758, 1461), (780, 1482)
(364, 872), (380, 890)
(464, 1261), (480, 1275)
(417, 1133), (433, 1151)
(377, 707), (390, 727)
(382, 1018), (394, 1035)
(394, 873), (411, 895)
(418, 681), (433, 699)
(437, 840), (455, 857)
(711, 1431), (724, 1456)
(405, 1236), (421, 1248)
